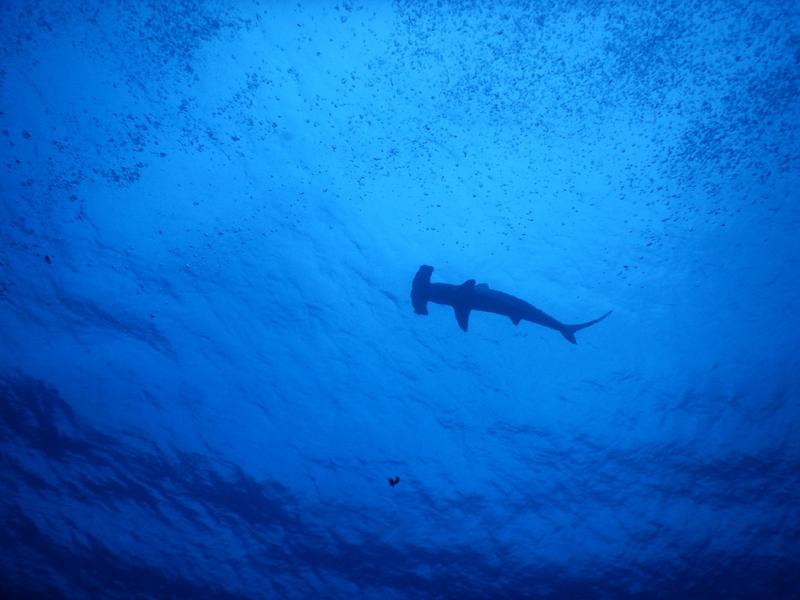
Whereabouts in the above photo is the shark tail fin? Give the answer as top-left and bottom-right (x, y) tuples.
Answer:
(561, 310), (612, 344)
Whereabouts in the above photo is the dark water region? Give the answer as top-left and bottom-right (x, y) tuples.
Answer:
(1, 1), (799, 598)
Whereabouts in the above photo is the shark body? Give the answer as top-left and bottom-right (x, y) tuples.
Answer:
(411, 265), (610, 344)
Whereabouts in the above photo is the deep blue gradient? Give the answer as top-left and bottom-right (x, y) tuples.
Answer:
(1, 1), (799, 598)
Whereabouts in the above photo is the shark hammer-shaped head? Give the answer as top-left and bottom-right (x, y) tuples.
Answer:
(411, 264), (434, 315)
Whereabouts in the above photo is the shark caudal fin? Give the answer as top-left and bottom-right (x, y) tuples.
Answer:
(561, 310), (612, 344)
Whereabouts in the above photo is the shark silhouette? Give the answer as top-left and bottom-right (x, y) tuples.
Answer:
(411, 265), (611, 344)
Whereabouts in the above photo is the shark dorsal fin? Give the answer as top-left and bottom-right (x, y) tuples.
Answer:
(454, 306), (471, 331)
(461, 279), (476, 289)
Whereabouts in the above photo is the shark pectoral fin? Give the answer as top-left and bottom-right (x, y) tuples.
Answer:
(454, 306), (471, 332)
(454, 280), (475, 331)
(510, 315), (521, 325)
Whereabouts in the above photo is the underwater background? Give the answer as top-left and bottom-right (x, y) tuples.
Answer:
(1, 1), (799, 598)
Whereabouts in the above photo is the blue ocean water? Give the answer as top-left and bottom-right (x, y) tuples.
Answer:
(1, 1), (799, 598)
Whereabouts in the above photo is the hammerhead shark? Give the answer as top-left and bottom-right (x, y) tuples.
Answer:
(411, 265), (611, 344)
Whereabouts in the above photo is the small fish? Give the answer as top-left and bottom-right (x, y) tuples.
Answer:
(388, 476), (400, 487)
